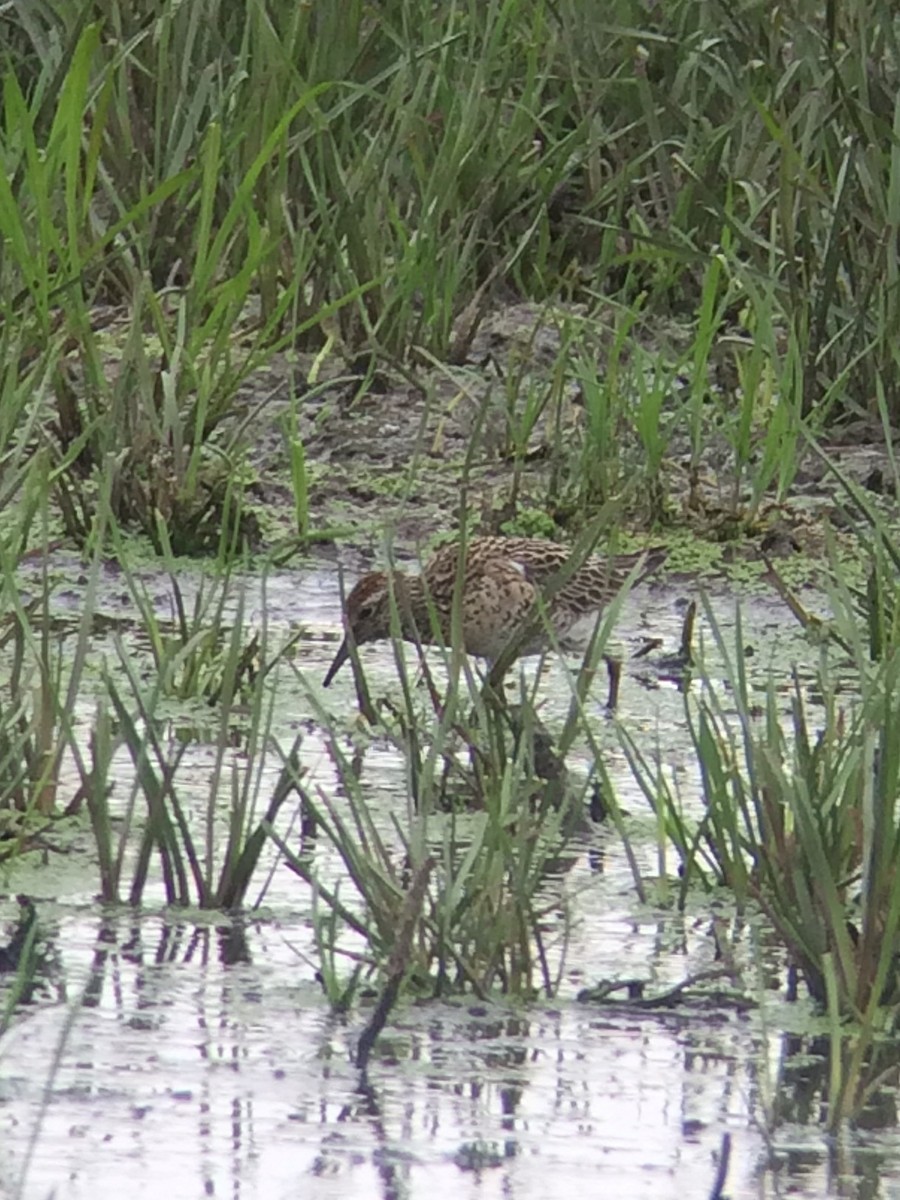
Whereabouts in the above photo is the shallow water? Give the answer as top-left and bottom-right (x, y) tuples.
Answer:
(1, 902), (894, 1200)
(0, 907), (821, 1200)
(1, 556), (895, 1199)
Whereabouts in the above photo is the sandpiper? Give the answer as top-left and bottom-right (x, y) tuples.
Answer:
(323, 536), (667, 685)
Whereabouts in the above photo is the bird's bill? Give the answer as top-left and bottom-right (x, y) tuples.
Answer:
(323, 637), (351, 686)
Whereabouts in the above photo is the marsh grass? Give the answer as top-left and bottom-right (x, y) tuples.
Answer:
(89, 569), (305, 907)
(276, 701), (578, 1003)
(798, 444), (900, 664)
(0, 520), (307, 912)
(0, 899), (43, 1032)
(117, 550), (274, 705)
(1, 12), (369, 556)
(0, 468), (110, 825)
(616, 582), (900, 1126)
(0, 599), (65, 819)
(92, 685), (305, 910)
(4, 0), (899, 553)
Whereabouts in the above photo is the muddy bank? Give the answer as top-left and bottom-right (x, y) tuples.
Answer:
(232, 301), (893, 572)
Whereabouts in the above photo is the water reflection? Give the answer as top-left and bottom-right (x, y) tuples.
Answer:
(0, 909), (897, 1198)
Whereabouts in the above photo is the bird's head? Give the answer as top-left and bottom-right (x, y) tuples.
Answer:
(323, 571), (406, 685)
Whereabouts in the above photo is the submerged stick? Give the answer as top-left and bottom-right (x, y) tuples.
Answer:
(355, 856), (434, 1074)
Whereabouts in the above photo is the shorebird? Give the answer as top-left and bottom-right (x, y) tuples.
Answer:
(323, 536), (667, 685)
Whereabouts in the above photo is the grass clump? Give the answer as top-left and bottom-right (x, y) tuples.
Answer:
(274, 686), (581, 1009)
(3, 0), (900, 547)
(87, 560), (306, 909)
(619, 568), (900, 1127)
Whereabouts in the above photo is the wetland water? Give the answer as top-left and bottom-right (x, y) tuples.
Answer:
(0, 558), (895, 1198)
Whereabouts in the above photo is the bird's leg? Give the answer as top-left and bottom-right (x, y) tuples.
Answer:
(604, 656), (621, 710)
(678, 599), (696, 666)
(344, 636), (378, 725)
